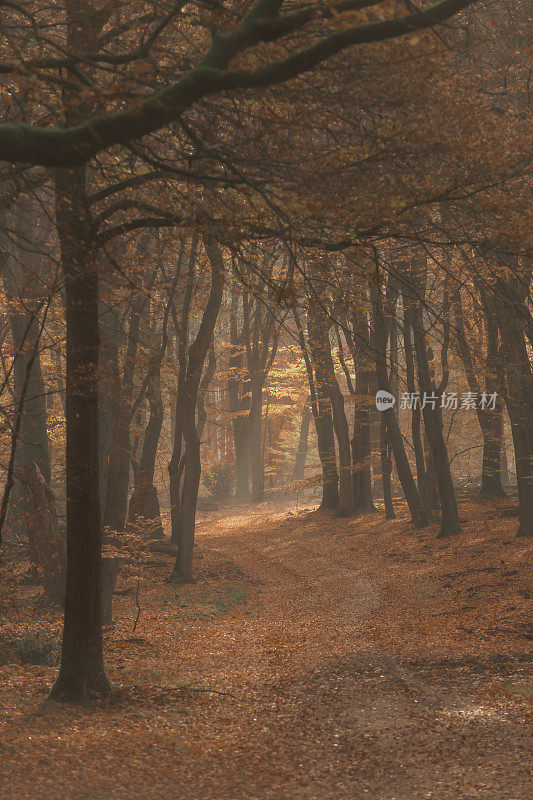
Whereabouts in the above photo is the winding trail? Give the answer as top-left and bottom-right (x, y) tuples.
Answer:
(0, 499), (531, 799)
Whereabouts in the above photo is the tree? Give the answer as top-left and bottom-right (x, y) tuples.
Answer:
(0, 0), (474, 167)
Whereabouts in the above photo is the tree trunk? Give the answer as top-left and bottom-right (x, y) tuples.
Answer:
(0, 200), (51, 550)
(495, 273), (533, 537)
(248, 375), (264, 502)
(228, 291), (251, 499)
(410, 298), (461, 538)
(102, 366), (130, 535)
(371, 284), (429, 529)
(169, 240), (197, 545)
(171, 405), (201, 583)
(20, 464), (66, 606)
(307, 299), (354, 516)
(402, 300), (427, 497)
(101, 557), (119, 626)
(453, 287), (506, 500)
(380, 414), (396, 519)
(293, 309), (338, 510)
(127, 364), (164, 539)
(293, 397), (312, 481)
(170, 239), (224, 582)
(49, 166), (110, 703)
(347, 299), (375, 512)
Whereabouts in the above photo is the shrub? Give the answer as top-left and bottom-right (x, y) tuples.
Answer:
(202, 463), (233, 501)
(7, 631), (60, 666)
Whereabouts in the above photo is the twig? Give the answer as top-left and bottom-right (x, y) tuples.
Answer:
(0, 290), (54, 548)
(132, 574), (142, 632)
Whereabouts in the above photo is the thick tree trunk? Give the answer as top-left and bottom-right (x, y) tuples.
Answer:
(496, 274), (533, 537)
(49, 166), (110, 703)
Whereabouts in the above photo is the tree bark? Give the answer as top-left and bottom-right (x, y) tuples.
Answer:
(170, 239), (224, 582)
(127, 361), (164, 539)
(409, 271), (461, 538)
(380, 415), (396, 519)
(371, 283), (429, 529)
(49, 165), (110, 703)
(402, 298), (427, 498)
(293, 308), (339, 510)
(344, 299), (375, 511)
(20, 464), (66, 606)
(494, 270), (533, 537)
(0, 199), (51, 550)
(293, 397), (312, 481)
(453, 287), (506, 500)
(307, 298), (354, 516)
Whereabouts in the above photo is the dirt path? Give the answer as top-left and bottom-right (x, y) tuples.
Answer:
(0, 500), (531, 799)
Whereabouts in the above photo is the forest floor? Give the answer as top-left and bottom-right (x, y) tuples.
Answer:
(0, 495), (532, 799)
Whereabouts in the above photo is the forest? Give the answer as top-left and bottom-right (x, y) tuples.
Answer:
(0, 1), (531, 798)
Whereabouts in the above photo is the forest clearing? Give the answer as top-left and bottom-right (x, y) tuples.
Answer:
(0, 0), (531, 797)
(1, 496), (532, 799)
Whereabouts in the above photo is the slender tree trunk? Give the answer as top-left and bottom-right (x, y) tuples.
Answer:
(410, 298), (461, 538)
(227, 292), (251, 499)
(422, 431), (440, 512)
(347, 299), (375, 512)
(172, 405), (201, 583)
(127, 364), (164, 539)
(293, 309), (338, 510)
(380, 415), (396, 519)
(380, 301), (397, 520)
(0, 201), (51, 550)
(372, 284), (429, 529)
(293, 397), (312, 481)
(170, 239), (224, 582)
(307, 299), (354, 516)
(248, 375), (264, 502)
(169, 240), (197, 545)
(102, 350), (130, 535)
(402, 300), (426, 496)
(453, 287), (506, 500)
